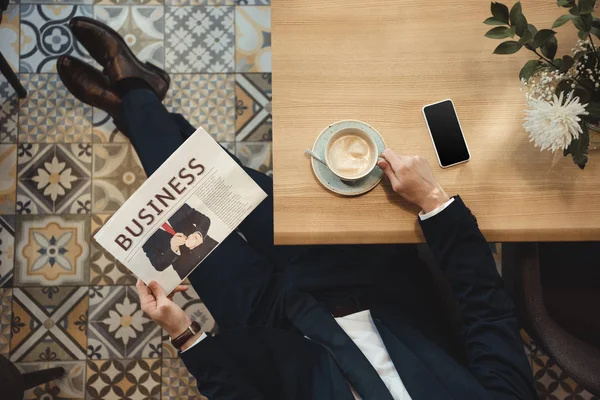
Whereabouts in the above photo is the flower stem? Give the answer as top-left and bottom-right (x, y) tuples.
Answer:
(530, 48), (561, 70)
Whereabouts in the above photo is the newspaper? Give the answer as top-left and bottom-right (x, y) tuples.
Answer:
(94, 128), (267, 294)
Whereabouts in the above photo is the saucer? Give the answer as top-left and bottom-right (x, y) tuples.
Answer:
(311, 120), (386, 196)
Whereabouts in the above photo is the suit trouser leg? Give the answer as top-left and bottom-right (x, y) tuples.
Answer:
(169, 112), (309, 269)
(119, 89), (288, 329)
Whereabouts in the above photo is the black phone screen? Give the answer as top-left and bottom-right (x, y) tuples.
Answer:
(423, 100), (470, 167)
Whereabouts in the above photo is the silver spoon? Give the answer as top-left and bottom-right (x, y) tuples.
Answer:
(305, 148), (358, 185)
(304, 148), (327, 166)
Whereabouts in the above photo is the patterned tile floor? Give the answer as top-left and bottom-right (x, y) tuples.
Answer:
(0, 1), (595, 399)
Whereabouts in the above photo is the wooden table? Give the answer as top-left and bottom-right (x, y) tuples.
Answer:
(272, 0), (600, 245)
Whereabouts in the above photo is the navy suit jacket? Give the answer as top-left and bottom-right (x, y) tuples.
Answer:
(180, 197), (538, 399)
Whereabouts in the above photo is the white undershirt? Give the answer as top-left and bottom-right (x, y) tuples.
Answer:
(335, 310), (412, 399)
(182, 199), (455, 399)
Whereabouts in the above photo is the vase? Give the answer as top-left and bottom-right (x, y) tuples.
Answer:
(586, 122), (600, 150)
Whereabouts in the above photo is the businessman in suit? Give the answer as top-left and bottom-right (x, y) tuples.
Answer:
(58, 17), (537, 400)
(143, 203), (218, 280)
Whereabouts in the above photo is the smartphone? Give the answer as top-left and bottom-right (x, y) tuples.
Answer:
(422, 99), (471, 168)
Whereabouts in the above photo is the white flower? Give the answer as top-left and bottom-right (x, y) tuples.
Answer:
(524, 92), (589, 152)
(32, 156), (77, 201)
(102, 297), (148, 345)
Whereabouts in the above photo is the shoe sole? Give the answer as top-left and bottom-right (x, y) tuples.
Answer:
(70, 16), (170, 99)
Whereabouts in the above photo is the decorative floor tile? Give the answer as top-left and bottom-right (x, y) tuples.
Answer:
(94, 0), (163, 5)
(0, 4), (20, 71)
(10, 286), (88, 362)
(164, 74), (235, 141)
(236, 142), (272, 175)
(236, 0), (269, 4)
(92, 144), (146, 213)
(92, 110), (128, 143)
(94, 5), (165, 68)
(17, 144), (92, 215)
(532, 352), (598, 399)
(162, 357), (207, 400)
(19, 361), (86, 400)
(235, 73), (271, 141)
(21, 0), (92, 4)
(20, 5), (93, 73)
(18, 74), (93, 143)
(168, 0), (232, 5)
(0, 288), (12, 356)
(86, 359), (161, 399)
(0, 78), (19, 144)
(88, 285), (161, 359)
(220, 142), (235, 154)
(90, 214), (135, 285)
(162, 285), (216, 358)
(0, 216), (15, 287)
(14, 215), (90, 286)
(235, 6), (271, 72)
(165, 6), (234, 73)
(0, 145), (17, 214)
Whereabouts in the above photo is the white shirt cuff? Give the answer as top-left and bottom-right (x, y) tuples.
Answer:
(180, 332), (207, 352)
(418, 198), (455, 221)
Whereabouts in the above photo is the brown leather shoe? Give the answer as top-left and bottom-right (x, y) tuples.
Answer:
(57, 55), (121, 122)
(69, 16), (170, 99)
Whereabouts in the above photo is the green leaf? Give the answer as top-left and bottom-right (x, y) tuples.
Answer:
(591, 26), (600, 39)
(485, 26), (512, 38)
(579, 0), (595, 14)
(507, 26), (516, 38)
(493, 40), (523, 54)
(569, 5), (579, 15)
(534, 29), (556, 46)
(518, 28), (533, 44)
(553, 14), (577, 28)
(579, 29), (589, 39)
(526, 23), (538, 38)
(556, 79), (576, 96)
(573, 17), (587, 31)
(484, 17), (506, 25)
(586, 102), (600, 118)
(510, 2), (528, 36)
(557, 0), (572, 6)
(561, 55), (575, 72)
(519, 60), (542, 80)
(541, 36), (558, 59)
(553, 58), (565, 69)
(582, 13), (593, 29)
(575, 85), (592, 103)
(565, 126), (589, 169)
(491, 2), (510, 24)
(592, 17), (600, 28)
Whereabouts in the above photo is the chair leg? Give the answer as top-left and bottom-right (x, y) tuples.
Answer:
(21, 367), (65, 390)
(0, 52), (27, 99)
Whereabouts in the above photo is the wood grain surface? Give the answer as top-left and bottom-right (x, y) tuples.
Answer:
(272, 0), (600, 244)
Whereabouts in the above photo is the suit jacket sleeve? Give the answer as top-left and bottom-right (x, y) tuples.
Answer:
(181, 203), (211, 236)
(142, 239), (179, 272)
(180, 335), (265, 400)
(418, 196), (537, 400)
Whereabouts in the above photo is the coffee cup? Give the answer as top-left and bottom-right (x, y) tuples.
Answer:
(324, 125), (379, 182)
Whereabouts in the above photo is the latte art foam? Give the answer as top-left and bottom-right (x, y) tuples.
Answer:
(327, 134), (373, 178)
